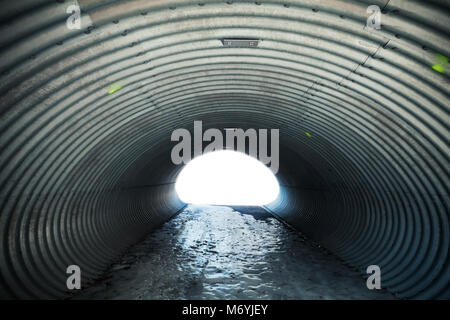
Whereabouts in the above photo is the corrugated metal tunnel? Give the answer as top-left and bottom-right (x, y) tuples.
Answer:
(0, 0), (448, 299)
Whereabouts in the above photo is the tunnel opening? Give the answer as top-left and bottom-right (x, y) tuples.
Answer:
(175, 150), (280, 206)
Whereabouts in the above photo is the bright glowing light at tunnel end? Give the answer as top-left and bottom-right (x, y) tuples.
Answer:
(175, 150), (280, 206)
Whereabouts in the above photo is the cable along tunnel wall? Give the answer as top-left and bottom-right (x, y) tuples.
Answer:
(0, 0), (448, 299)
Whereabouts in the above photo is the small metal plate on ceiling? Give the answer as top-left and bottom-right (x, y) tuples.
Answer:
(221, 38), (259, 47)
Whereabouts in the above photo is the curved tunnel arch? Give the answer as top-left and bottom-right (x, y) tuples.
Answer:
(0, 0), (448, 299)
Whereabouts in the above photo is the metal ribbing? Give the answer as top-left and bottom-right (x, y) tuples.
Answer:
(0, 0), (448, 299)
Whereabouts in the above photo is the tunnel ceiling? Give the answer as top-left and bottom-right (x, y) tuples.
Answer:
(0, 0), (448, 299)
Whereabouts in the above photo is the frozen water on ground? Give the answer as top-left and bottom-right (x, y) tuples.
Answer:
(74, 205), (395, 300)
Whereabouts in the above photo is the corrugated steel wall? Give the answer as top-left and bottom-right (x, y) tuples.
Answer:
(0, 0), (448, 299)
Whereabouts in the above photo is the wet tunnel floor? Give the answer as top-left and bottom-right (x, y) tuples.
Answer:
(75, 205), (394, 300)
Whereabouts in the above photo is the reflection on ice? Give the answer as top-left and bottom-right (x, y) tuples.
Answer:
(75, 205), (394, 300)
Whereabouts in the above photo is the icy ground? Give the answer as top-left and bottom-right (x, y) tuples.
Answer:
(74, 205), (394, 300)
